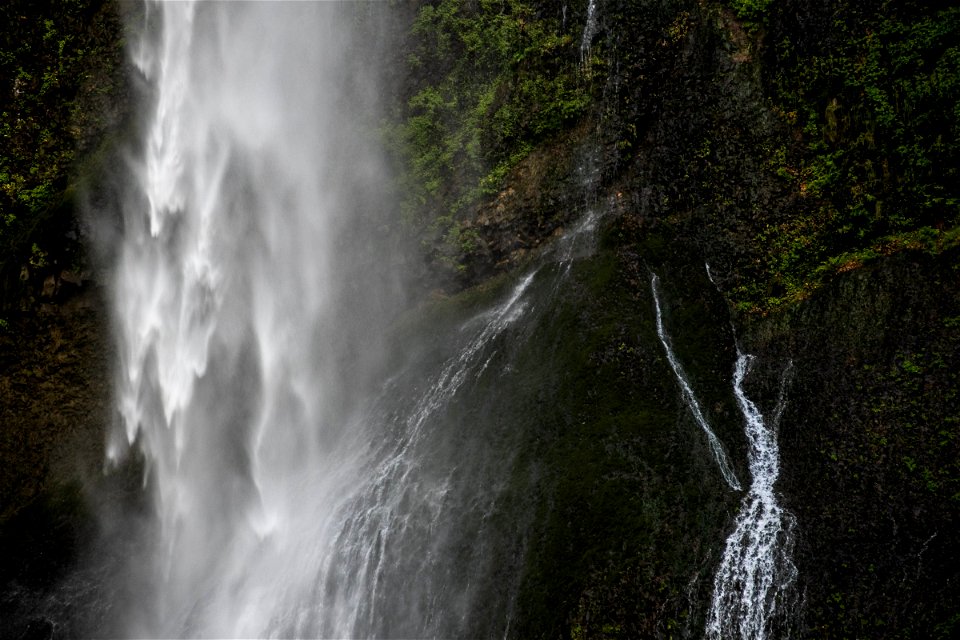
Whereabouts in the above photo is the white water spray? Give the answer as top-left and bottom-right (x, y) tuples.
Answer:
(650, 274), (742, 491)
(106, 4), (608, 635)
(705, 355), (798, 640)
(108, 3), (410, 636)
(580, 0), (599, 64)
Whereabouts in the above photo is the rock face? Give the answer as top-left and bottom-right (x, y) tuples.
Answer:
(750, 250), (960, 637)
(400, 0), (960, 636)
(0, 1), (128, 635)
(1, 0), (958, 638)
(0, 284), (112, 636)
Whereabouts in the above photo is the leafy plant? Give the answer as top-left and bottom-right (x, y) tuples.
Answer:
(385, 0), (592, 271)
(735, 4), (960, 312)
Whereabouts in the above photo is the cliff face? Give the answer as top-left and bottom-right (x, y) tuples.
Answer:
(1, 0), (958, 638)
(389, 0), (960, 636)
(0, 1), (127, 633)
(755, 249), (960, 638)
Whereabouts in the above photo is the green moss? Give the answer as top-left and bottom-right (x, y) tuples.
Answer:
(731, 5), (960, 313)
(384, 0), (592, 271)
(729, 0), (773, 23)
(0, 0), (126, 309)
(493, 245), (743, 638)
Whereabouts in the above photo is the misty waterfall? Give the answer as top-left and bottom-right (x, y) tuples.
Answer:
(106, 2), (601, 636)
(93, 1), (800, 637)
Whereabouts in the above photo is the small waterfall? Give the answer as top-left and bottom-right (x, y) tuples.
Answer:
(705, 354), (798, 640)
(580, 0), (599, 64)
(287, 268), (540, 638)
(650, 274), (742, 491)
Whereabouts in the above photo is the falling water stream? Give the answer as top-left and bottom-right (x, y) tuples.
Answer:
(580, 0), (599, 63)
(651, 274), (798, 638)
(704, 354), (798, 640)
(650, 274), (741, 491)
(110, 3), (401, 635)
(103, 3), (605, 636)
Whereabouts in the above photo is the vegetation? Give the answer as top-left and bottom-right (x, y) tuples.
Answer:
(385, 0), (592, 271)
(731, 2), (960, 311)
(728, 0), (773, 23)
(0, 0), (125, 311)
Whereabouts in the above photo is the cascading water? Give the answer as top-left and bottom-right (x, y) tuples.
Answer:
(704, 354), (798, 640)
(650, 274), (742, 491)
(107, 2), (421, 636)
(651, 272), (798, 636)
(580, 0), (599, 64)
(104, 3), (605, 636)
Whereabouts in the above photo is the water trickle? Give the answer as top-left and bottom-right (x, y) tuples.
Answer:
(705, 355), (798, 640)
(705, 262), (719, 288)
(580, 0), (599, 64)
(650, 274), (742, 491)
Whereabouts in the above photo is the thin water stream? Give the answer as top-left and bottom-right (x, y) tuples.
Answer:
(650, 273), (798, 638)
(650, 274), (742, 491)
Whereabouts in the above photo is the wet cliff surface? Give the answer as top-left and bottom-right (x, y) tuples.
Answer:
(387, 0), (960, 636)
(1, 0), (958, 638)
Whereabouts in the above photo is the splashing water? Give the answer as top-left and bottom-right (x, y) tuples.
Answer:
(705, 354), (798, 640)
(650, 274), (742, 491)
(104, 3), (607, 636)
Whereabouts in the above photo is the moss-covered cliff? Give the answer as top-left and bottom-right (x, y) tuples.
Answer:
(0, 1), (125, 634)
(1, 0), (958, 638)
(387, 0), (960, 637)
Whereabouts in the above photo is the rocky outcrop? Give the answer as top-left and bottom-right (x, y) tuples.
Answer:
(743, 249), (960, 637)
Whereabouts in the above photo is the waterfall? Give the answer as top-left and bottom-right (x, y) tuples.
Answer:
(104, 3), (604, 636)
(107, 2), (416, 636)
(650, 272), (797, 635)
(94, 0), (804, 636)
(704, 355), (798, 640)
(580, 0), (599, 64)
(650, 274), (742, 491)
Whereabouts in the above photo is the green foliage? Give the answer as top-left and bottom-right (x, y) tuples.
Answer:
(385, 0), (591, 268)
(737, 5), (960, 312)
(0, 0), (123, 302)
(729, 0), (773, 23)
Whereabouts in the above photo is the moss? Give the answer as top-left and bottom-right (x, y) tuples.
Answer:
(728, 0), (773, 24)
(384, 0), (593, 274)
(731, 3), (960, 313)
(0, 0), (127, 312)
(497, 245), (741, 638)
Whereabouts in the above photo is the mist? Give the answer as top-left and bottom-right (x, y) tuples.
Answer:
(107, 3), (415, 635)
